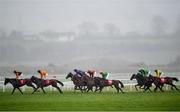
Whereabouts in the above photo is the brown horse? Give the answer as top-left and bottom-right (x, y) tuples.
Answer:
(130, 73), (153, 92)
(31, 76), (64, 94)
(98, 78), (124, 93)
(149, 75), (179, 92)
(65, 72), (85, 93)
(4, 78), (36, 95)
(81, 75), (96, 92)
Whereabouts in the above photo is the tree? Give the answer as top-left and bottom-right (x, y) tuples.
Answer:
(103, 23), (120, 36)
(78, 22), (98, 36)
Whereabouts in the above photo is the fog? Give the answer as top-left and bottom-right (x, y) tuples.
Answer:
(0, 0), (180, 67)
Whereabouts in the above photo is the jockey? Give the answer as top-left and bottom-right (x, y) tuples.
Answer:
(100, 71), (110, 79)
(14, 70), (23, 79)
(154, 69), (163, 78)
(74, 69), (86, 77)
(87, 70), (96, 77)
(138, 68), (150, 77)
(38, 70), (48, 79)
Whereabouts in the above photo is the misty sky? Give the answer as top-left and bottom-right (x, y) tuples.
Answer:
(0, 0), (180, 65)
(1, 0), (180, 33)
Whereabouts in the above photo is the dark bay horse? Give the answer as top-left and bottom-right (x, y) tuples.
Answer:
(130, 74), (152, 92)
(81, 75), (96, 92)
(31, 76), (64, 94)
(81, 75), (124, 93)
(65, 72), (85, 93)
(96, 78), (124, 93)
(149, 75), (179, 92)
(4, 78), (36, 95)
(81, 75), (112, 92)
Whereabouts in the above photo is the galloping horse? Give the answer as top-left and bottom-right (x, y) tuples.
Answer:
(4, 78), (36, 95)
(81, 75), (113, 92)
(81, 75), (95, 92)
(66, 72), (85, 93)
(149, 75), (179, 92)
(130, 74), (152, 92)
(97, 78), (124, 93)
(31, 76), (64, 94)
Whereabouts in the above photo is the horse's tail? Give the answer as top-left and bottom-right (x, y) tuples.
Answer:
(118, 80), (124, 88)
(172, 77), (179, 82)
(56, 80), (64, 86)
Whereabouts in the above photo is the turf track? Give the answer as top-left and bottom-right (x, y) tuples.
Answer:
(0, 88), (180, 111)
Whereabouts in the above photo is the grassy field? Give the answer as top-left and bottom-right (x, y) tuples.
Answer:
(0, 88), (180, 111)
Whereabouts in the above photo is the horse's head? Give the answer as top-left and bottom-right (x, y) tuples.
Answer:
(4, 78), (10, 85)
(30, 76), (38, 82)
(66, 72), (73, 79)
(130, 74), (136, 80)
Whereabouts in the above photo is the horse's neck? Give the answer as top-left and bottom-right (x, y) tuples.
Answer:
(136, 77), (144, 83)
(33, 78), (42, 84)
(72, 76), (79, 82)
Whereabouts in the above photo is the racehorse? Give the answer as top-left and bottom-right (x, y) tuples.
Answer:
(148, 75), (179, 92)
(81, 75), (96, 92)
(130, 73), (152, 92)
(81, 75), (112, 92)
(4, 78), (36, 95)
(81, 74), (124, 93)
(97, 78), (124, 93)
(65, 72), (85, 93)
(31, 76), (64, 94)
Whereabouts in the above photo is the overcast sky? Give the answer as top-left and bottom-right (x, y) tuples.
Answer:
(0, 0), (180, 65)
(1, 0), (180, 33)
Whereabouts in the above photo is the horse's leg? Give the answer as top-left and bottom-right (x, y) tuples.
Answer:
(74, 86), (77, 93)
(135, 84), (139, 91)
(52, 83), (63, 94)
(148, 86), (152, 92)
(26, 83), (36, 90)
(158, 85), (164, 92)
(171, 85), (174, 91)
(41, 87), (46, 94)
(17, 87), (23, 95)
(32, 86), (40, 94)
(95, 86), (100, 92)
(144, 82), (151, 92)
(11, 88), (16, 95)
(143, 86), (148, 92)
(114, 85), (119, 93)
(99, 87), (103, 93)
(91, 87), (93, 92)
(154, 86), (158, 92)
(86, 85), (90, 93)
(140, 85), (144, 89)
(79, 86), (83, 93)
(86, 87), (91, 93)
(118, 86), (124, 93)
(172, 84), (179, 91)
(88, 85), (93, 92)
(55, 86), (63, 94)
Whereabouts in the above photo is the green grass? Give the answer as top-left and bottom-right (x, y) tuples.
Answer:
(0, 89), (180, 111)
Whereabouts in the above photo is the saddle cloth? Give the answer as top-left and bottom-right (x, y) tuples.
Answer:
(160, 77), (166, 83)
(19, 80), (24, 85)
(107, 80), (112, 85)
(44, 80), (50, 84)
